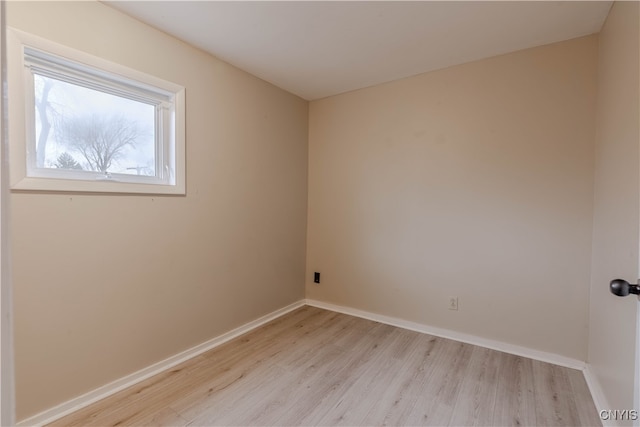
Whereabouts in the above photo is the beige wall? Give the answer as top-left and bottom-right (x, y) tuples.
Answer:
(589, 1), (639, 418)
(307, 36), (598, 360)
(7, 1), (308, 420)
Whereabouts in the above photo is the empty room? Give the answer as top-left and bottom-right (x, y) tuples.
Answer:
(0, 0), (638, 426)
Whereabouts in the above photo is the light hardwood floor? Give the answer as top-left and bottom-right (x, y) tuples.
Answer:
(50, 306), (602, 426)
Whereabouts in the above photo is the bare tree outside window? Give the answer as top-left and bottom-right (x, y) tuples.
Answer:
(33, 73), (156, 176)
(56, 115), (142, 173)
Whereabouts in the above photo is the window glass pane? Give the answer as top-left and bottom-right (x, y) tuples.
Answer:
(33, 73), (156, 176)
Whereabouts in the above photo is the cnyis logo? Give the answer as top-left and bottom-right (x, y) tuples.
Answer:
(599, 409), (639, 421)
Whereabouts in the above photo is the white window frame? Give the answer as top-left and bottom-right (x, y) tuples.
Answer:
(7, 28), (186, 195)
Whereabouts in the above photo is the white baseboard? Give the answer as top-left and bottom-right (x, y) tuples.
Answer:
(17, 300), (306, 427)
(305, 298), (587, 370)
(583, 364), (615, 426)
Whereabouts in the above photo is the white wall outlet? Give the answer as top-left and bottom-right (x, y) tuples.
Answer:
(448, 296), (458, 311)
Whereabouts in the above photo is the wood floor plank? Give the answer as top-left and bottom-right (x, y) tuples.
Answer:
(447, 346), (501, 426)
(207, 344), (347, 426)
(183, 362), (292, 426)
(131, 407), (189, 427)
(168, 308), (340, 421)
(374, 335), (446, 426)
(492, 352), (537, 426)
(402, 338), (476, 426)
(49, 307), (602, 427)
(281, 322), (401, 425)
(532, 360), (583, 426)
(315, 329), (421, 426)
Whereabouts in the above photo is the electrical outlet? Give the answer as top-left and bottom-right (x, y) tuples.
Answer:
(448, 297), (458, 311)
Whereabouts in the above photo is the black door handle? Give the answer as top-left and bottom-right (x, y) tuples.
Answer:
(610, 279), (640, 297)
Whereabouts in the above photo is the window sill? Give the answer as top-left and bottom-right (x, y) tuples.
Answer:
(11, 176), (186, 195)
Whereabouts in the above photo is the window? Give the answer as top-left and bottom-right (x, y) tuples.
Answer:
(8, 28), (185, 194)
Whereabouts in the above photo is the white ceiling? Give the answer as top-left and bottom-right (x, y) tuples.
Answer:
(106, 1), (612, 101)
